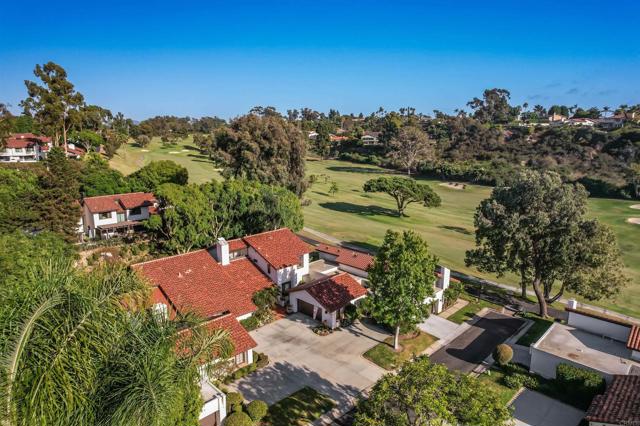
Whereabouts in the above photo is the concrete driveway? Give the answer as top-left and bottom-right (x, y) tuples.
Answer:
(511, 390), (585, 426)
(418, 314), (460, 340)
(229, 314), (389, 408)
(429, 310), (524, 372)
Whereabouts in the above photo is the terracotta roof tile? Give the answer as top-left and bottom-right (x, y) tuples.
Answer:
(293, 273), (367, 312)
(227, 238), (248, 252)
(316, 244), (374, 271)
(243, 228), (311, 269)
(83, 192), (156, 214)
(586, 375), (640, 424)
(133, 250), (272, 318)
(628, 325), (640, 351)
(205, 314), (257, 356)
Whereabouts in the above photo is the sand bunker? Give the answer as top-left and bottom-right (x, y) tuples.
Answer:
(141, 149), (149, 152)
(630, 204), (640, 210)
(181, 149), (189, 152)
(439, 182), (466, 190)
(627, 218), (640, 225)
(169, 151), (179, 154)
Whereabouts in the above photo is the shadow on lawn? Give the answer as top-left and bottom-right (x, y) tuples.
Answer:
(326, 166), (394, 174)
(319, 202), (398, 217)
(341, 240), (379, 255)
(439, 225), (473, 235)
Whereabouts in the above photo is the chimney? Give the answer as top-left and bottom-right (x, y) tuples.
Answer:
(567, 299), (578, 310)
(216, 237), (230, 266)
(437, 266), (450, 290)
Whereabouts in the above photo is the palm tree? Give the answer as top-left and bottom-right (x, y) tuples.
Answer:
(602, 106), (611, 118)
(0, 261), (231, 426)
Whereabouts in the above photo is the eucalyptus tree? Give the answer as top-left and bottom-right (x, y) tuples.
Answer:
(387, 126), (435, 176)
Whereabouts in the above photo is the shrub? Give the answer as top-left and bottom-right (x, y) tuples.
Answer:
(492, 344), (513, 366)
(556, 363), (605, 404)
(226, 392), (244, 414)
(240, 316), (260, 331)
(245, 400), (268, 422)
(344, 304), (360, 322)
(502, 373), (525, 389)
(255, 352), (269, 369)
(222, 411), (253, 426)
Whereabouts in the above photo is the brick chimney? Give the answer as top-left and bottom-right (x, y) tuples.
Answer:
(216, 237), (230, 266)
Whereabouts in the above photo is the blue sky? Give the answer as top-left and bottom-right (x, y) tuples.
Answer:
(1, 0), (639, 120)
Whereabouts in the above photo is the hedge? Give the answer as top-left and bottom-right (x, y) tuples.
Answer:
(556, 363), (605, 404)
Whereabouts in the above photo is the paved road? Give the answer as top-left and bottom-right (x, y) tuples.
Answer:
(300, 227), (640, 324)
(428, 310), (525, 373)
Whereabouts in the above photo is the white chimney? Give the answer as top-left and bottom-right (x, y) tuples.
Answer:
(437, 266), (451, 290)
(567, 299), (578, 310)
(216, 237), (230, 266)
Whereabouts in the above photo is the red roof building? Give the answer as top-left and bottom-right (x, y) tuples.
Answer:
(83, 192), (156, 214)
(586, 375), (640, 425)
(627, 325), (640, 351)
(316, 244), (374, 276)
(243, 228), (312, 269)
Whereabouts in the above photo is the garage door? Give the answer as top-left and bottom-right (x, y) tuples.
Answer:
(297, 299), (315, 317)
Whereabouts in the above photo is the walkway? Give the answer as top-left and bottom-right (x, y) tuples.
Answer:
(511, 390), (585, 426)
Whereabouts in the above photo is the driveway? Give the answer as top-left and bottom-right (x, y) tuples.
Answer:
(511, 390), (585, 426)
(229, 314), (389, 408)
(418, 314), (460, 340)
(429, 310), (524, 372)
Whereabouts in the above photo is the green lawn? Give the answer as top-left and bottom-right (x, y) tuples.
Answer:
(446, 294), (503, 324)
(363, 331), (438, 370)
(109, 136), (222, 183)
(516, 313), (554, 347)
(263, 386), (335, 426)
(303, 159), (640, 317)
(477, 369), (519, 407)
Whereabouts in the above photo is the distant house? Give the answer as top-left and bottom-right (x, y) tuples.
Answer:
(308, 131), (318, 140)
(567, 118), (596, 127)
(529, 300), (640, 383)
(80, 192), (157, 239)
(585, 375), (640, 426)
(329, 134), (348, 142)
(548, 113), (567, 123)
(598, 115), (627, 130)
(0, 133), (50, 162)
(360, 131), (381, 145)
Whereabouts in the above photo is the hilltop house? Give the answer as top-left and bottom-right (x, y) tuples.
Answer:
(360, 131), (381, 145)
(80, 192), (157, 239)
(0, 133), (86, 162)
(132, 228), (368, 426)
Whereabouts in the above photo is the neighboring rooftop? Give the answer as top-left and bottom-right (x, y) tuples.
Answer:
(243, 228), (312, 269)
(83, 192), (156, 214)
(316, 244), (374, 271)
(586, 375), (640, 424)
(535, 323), (639, 376)
(289, 272), (367, 312)
(628, 325), (640, 351)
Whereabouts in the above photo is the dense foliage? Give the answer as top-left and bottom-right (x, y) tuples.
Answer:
(354, 356), (512, 426)
(363, 176), (441, 216)
(146, 179), (303, 253)
(127, 160), (189, 192)
(466, 170), (627, 317)
(555, 363), (606, 406)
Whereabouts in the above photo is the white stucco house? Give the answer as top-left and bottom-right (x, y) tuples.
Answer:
(80, 192), (157, 239)
(0, 133), (50, 162)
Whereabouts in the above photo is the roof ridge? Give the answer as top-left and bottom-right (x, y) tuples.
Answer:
(131, 249), (210, 267)
(242, 227), (290, 241)
(84, 191), (149, 200)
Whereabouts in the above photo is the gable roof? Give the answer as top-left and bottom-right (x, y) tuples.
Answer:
(586, 375), (640, 424)
(628, 325), (640, 351)
(243, 228), (312, 269)
(133, 250), (273, 318)
(83, 192), (156, 214)
(204, 314), (257, 356)
(290, 272), (367, 312)
(316, 244), (374, 271)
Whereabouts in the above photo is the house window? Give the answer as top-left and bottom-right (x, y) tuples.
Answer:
(235, 352), (245, 365)
(130, 207), (142, 216)
(298, 256), (305, 268)
(98, 212), (111, 220)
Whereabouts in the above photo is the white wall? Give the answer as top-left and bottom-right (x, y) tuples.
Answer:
(248, 247), (308, 286)
(289, 290), (337, 328)
(567, 311), (631, 342)
(339, 263), (368, 278)
(530, 345), (614, 383)
(126, 206), (150, 221)
(425, 289), (445, 314)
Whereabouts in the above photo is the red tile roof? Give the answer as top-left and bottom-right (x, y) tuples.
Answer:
(205, 314), (257, 356)
(586, 375), (640, 424)
(83, 192), (156, 214)
(628, 325), (640, 351)
(316, 244), (374, 272)
(292, 273), (367, 312)
(227, 238), (248, 252)
(133, 250), (273, 318)
(243, 228), (311, 269)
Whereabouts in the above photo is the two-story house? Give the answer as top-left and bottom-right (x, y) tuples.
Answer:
(0, 133), (50, 162)
(80, 192), (157, 239)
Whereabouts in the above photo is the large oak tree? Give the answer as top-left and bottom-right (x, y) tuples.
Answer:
(363, 176), (441, 217)
(466, 170), (627, 317)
